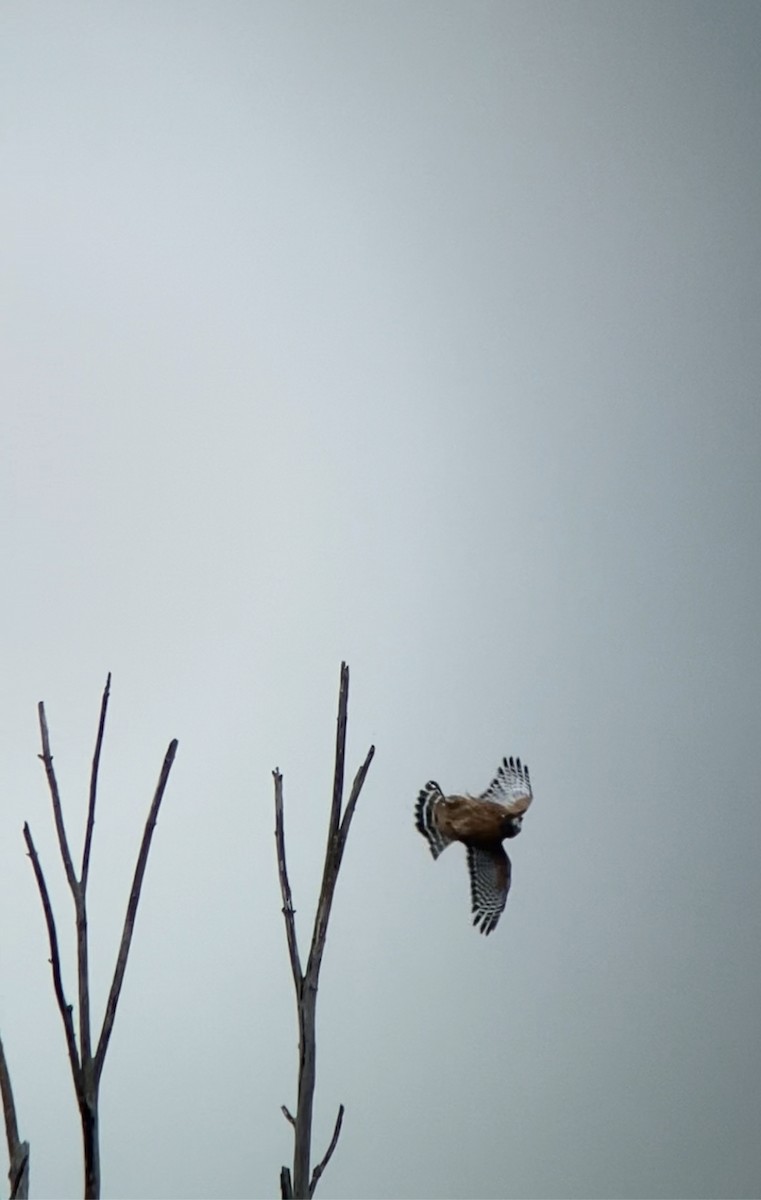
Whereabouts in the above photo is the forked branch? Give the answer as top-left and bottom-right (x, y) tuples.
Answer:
(274, 662), (374, 1199)
(25, 678), (178, 1199)
(36, 694), (95, 1064)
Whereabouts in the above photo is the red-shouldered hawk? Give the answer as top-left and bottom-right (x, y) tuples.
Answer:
(415, 756), (533, 934)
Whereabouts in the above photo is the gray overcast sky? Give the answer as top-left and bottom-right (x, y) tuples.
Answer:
(2, 3), (760, 1198)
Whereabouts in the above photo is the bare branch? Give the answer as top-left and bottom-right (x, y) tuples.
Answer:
(76, 893), (92, 1076)
(273, 770), (303, 994)
(23, 824), (82, 1093)
(81, 673), (111, 892)
(37, 693), (101, 1088)
(94, 738), (178, 1082)
(76, 676), (112, 1075)
(0, 1034), (20, 1163)
(309, 1104), (344, 1198)
(0, 1031), (30, 1199)
(327, 663), (350, 843)
(338, 745), (375, 850)
(281, 1105), (296, 1127)
(27, 681), (177, 1199)
(280, 1166), (293, 1199)
(37, 703), (79, 899)
(275, 663), (375, 1198)
(306, 743), (375, 986)
(9, 1145), (29, 1200)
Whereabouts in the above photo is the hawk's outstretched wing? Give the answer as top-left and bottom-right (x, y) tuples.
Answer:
(480, 756), (532, 815)
(466, 843), (511, 935)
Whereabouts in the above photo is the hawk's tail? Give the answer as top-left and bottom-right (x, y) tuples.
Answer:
(415, 781), (452, 860)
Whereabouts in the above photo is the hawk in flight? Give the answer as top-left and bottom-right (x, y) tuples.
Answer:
(415, 756), (533, 934)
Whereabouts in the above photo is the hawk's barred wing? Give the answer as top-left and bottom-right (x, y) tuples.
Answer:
(480, 755), (532, 815)
(414, 781), (452, 859)
(466, 844), (511, 935)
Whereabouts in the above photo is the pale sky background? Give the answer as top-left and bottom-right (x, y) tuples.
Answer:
(1, 3), (760, 1199)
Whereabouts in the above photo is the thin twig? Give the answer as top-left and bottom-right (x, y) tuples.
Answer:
(81, 673), (111, 892)
(273, 769), (303, 995)
(94, 738), (178, 1082)
(23, 824), (82, 1093)
(328, 663), (350, 843)
(306, 744), (375, 984)
(309, 1104), (345, 1198)
(338, 746), (375, 848)
(37, 703), (78, 898)
(0, 1032), (20, 1161)
(77, 676), (112, 1071)
(281, 1105), (296, 1126)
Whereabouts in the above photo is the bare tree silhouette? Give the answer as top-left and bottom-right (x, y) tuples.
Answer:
(274, 662), (374, 1199)
(23, 675), (177, 1199)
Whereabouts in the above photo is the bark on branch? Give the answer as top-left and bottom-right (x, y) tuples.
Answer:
(280, 1166), (293, 1199)
(22, 823), (82, 1092)
(273, 770), (302, 997)
(309, 1104), (344, 1198)
(0, 1033), (29, 1199)
(274, 662), (374, 1199)
(36, 702), (78, 896)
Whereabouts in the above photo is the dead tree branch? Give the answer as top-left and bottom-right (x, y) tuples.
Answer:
(94, 737), (178, 1083)
(25, 677), (177, 1199)
(280, 1166), (293, 1199)
(81, 673), (111, 892)
(0, 1032), (29, 1199)
(273, 770), (302, 996)
(274, 662), (375, 1199)
(309, 1104), (344, 1198)
(22, 824), (82, 1091)
(36, 702), (77, 896)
